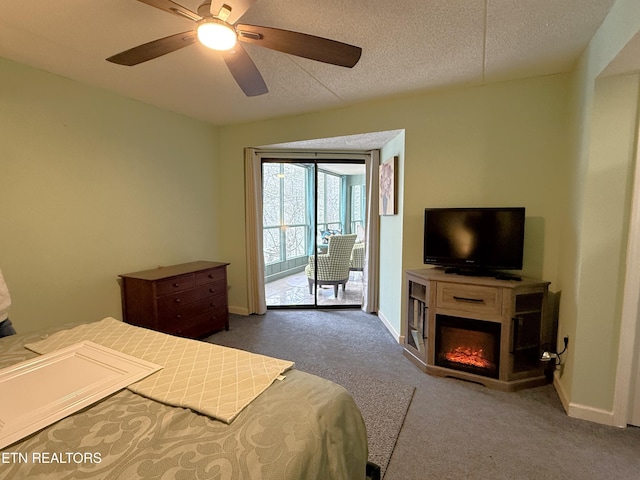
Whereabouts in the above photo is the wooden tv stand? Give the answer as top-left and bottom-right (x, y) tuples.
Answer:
(403, 268), (552, 391)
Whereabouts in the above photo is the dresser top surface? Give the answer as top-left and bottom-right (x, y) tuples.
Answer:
(119, 261), (229, 281)
(406, 267), (549, 289)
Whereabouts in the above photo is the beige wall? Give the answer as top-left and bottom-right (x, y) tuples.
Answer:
(576, 74), (639, 408)
(219, 74), (569, 336)
(0, 58), (221, 333)
(558, 0), (640, 419)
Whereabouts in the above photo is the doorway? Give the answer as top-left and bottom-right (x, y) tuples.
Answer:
(262, 159), (366, 308)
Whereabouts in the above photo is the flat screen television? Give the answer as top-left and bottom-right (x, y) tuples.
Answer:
(423, 207), (525, 274)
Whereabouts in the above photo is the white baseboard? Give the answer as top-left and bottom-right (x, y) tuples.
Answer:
(553, 373), (570, 412)
(378, 310), (401, 343)
(553, 374), (617, 427)
(567, 402), (615, 426)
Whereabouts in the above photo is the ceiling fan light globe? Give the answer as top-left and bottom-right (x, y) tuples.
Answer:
(197, 20), (237, 51)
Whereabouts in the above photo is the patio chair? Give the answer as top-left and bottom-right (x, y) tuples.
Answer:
(350, 242), (365, 272)
(350, 225), (366, 272)
(305, 234), (357, 298)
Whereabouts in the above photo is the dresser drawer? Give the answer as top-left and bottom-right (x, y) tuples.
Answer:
(196, 267), (225, 286)
(157, 284), (222, 311)
(166, 308), (228, 338)
(155, 274), (195, 297)
(158, 294), (226, 324)
(436, 283), (502, 316)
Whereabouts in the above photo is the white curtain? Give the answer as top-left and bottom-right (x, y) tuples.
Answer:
(362, 150), (380, 313)
(244, 148), (267, 314)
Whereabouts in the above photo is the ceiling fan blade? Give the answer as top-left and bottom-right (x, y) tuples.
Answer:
(209, 0), (256, 24)
(136, 0), (201, 21)
(236, 25), (362, 68)
(107, 31), (197, 66)
(222, 44), (268, 96)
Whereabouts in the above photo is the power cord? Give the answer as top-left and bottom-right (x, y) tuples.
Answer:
(558, 336), (569, 355)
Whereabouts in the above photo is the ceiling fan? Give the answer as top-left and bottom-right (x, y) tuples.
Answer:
(107, 0), (362, 96)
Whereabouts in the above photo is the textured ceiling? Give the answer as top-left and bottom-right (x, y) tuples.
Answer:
(261, 130), (404, 151)
(0, 0), (626, 128)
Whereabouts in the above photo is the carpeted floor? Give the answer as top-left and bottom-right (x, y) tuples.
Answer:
(206, 309), (640, 480)
(205, 309), (413, 477)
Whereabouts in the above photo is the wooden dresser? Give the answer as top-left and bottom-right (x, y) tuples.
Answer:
(119, 261), (229, 338)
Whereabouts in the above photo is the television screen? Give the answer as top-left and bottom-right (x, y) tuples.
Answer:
(423, 207), (525, 272)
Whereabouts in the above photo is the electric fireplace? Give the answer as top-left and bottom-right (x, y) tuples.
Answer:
(435, 315), (501, 379)
(403, 268), (554, 391)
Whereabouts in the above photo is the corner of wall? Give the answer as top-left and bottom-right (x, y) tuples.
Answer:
(377, 309), (401, 343)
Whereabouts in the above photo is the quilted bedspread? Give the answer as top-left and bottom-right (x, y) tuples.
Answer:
(24, 317), (294, 424)
(0, 321), (368, 480)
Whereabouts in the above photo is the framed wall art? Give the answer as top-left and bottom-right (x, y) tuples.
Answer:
(379, 156), (398, 215)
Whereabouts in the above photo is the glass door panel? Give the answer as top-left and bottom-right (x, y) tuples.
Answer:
(263, 161), (314, 307)
(263, 159), (365, 308)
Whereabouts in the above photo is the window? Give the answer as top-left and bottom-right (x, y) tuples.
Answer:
(351, 184), (365, 233)
(317, 170), (343, 236)
(262, 163), (310, 265)
(282, 164), (307, 259)
(259, 156), (368, 308)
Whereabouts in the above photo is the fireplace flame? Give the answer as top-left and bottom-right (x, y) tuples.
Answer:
(445, 346), (494, 369)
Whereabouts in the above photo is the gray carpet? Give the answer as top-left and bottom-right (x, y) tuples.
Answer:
(206, 309), (640, 480)
(205, 309), (414, 477)
(304, 365), (414, 474)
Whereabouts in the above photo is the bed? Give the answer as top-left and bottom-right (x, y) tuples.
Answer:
(0, 318), (368, 480)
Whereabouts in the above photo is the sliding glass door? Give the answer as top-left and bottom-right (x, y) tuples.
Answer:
(262, 159), (366, 308)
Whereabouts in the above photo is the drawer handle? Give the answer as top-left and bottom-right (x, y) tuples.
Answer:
(174, 298), (182, 304)
(209, 288), (215, 293)
(210, 302), (216, 307)
(173, 283), (180, 288)
(208, 274), (214, 279)
(453, 296), (484, 304)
